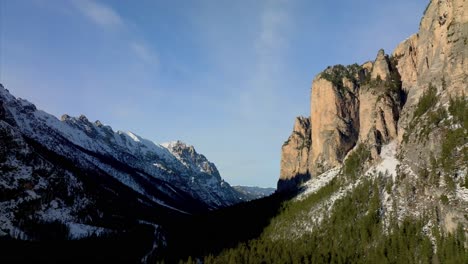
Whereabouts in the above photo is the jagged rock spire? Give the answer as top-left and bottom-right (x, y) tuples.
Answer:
(371, 49), (391, 81)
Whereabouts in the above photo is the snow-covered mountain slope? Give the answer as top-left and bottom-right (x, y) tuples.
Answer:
(0, 84), (242, 238)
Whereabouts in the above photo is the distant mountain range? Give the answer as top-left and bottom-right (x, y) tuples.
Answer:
(233, 186), (275, 201)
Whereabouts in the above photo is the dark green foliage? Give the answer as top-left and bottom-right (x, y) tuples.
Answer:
(419, 167), (430, 180)
(385, 55), (403, 93)
(405, 93), (467, 190)
(413, 83), (438, 120)
(444, 174), (456, 193)
(201, 179), (382, 264)
(343, 144), (370, 180)
(445, 96), (468, 170)
(320, 64), (362, 93)
(270, 177), (340, 231)
(402, 130), (410, 144)
(448, 95), (467, 129)
(404, 84), (445, 143)
(0, 223), (155, 263)
(428, 107), (447, 126)
(440, 194), (449, 205)
(429, 153), (440, 186)
(385, 178), (393, 194)
(21, 220), (70, 241)
(440, 128), (466, 174)
(157, 192), (290, 263)
(292, 131), (311, 150)
(435, 224), (468, 264)
(189, 179), (468, 264)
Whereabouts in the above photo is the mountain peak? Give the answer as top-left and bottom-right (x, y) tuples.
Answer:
(0, 84), (14, 102)
(60, 114), (71, 121)
(371, 49), (391, 81)
(94, 120), (103, 127)
(78, 114), (89, 123)
(162, 140), (192, 149)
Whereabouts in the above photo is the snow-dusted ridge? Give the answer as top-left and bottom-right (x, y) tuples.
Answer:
(0, 84), (244, 238)
(277, 141), (403, 239)
(296, 167), (341, 201)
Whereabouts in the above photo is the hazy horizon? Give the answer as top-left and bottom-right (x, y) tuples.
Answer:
(0, 0), (427, 187)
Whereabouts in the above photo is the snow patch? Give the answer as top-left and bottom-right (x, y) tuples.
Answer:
(125, 131), (141, 142)
(297, 168), (341, 200)
(456, 187), (468, 202)
(367, 141), (399, 180)
(68, 223), (108, 239)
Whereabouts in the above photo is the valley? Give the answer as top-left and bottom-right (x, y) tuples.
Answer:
(0, 0), (467, 263)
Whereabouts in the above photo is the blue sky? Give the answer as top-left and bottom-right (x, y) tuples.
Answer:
(0, 0), (427, 187)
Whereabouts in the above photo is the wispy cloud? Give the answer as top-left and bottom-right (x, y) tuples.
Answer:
(72, 0), (159, 66)
(130, 41), (159, 66)
(72, 0), (124, 29)
(239, 0), (291, 117)
(255, 7), (288, 61)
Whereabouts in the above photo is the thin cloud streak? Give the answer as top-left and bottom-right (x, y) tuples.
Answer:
(238, 0), (291, 118)
(72, 0), (124, 29)
(72, 0), (158, 66)
(130, 41), (159, 66)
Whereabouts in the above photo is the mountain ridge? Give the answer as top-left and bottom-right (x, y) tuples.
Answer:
(0, 83), (248, 241)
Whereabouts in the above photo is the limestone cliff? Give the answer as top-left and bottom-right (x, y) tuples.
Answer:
(394, 0), (467, 175)
(309, 66), (360, 176)
(358, 50), (404, 160)
(278, 117), (311, 191)
(394, 0), (468, 144)
(371, 49), (391, 81)
(278, 0), (467, 192)
(279, 51), (404, 191)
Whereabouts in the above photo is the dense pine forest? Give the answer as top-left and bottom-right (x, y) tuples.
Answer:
(175, 176), (467, 264)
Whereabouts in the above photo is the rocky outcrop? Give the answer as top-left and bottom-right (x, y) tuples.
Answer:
(279, 50), (403, 190)
(358, 50), (403, 159)
(394, 0), (468, 144)
(278, 117), (311, 191)
(163, 140), (221, 178)
(278, 0), (466, 192)
(392, 34), (419, 91)
(371, 49), (391, 81)
(309, 67), (360, 175)
(415, 0), (467, 95)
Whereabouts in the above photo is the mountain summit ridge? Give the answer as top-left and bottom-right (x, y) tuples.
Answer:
(0, 84), (244, 239)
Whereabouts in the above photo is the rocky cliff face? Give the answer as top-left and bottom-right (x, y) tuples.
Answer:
(394, 0), (467, 176)
(279, 51), (404, 191)
(413, 0), (466, 94)
(394, 0), (467, 144)
(359, 50), (404, 160)
(279, 0), (466, 192)
(278, 117), (311, 191)
(309, 66), (360, 176)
